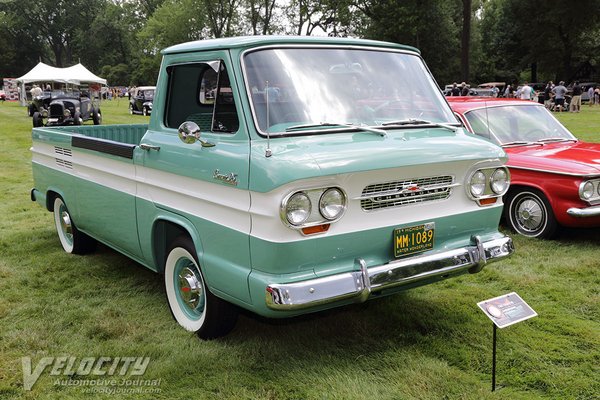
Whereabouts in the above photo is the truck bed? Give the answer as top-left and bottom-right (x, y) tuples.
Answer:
(43, 124), (148, 145)
(32, 124), (148, 160)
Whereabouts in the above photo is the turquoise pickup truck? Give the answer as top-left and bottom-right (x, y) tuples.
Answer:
(31, 36), (513, 339)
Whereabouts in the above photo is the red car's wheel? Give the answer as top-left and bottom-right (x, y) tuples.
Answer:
(505, 189), (558, 238)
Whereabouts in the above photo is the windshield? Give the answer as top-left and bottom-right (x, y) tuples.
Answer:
(464, 104), (575, 145)
(242, 47), (456, 135)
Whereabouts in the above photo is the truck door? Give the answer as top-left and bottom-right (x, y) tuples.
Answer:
(136, 57), (252, 303)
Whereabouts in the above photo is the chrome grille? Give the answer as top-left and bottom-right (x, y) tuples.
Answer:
(360, 175), (455, 211)
(49, 103), (63, 118)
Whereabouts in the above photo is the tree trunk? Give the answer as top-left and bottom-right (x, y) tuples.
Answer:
(461, 0), (471, 82)
(531, 62), (537, 83)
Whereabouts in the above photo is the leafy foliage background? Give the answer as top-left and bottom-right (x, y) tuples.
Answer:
(1, 0), (599, 87)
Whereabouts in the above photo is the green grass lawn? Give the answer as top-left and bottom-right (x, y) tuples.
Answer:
(0, 100), (598, 399)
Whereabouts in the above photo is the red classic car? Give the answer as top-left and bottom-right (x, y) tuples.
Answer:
(448, 97), (600, 238)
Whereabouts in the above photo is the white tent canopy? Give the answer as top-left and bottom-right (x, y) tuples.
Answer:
(16, 62), (107, 85)
(16, 62), (107, 105)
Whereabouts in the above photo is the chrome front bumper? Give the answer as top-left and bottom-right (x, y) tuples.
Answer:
(265, 235), (514, 310)
(567, 205), (600, 218)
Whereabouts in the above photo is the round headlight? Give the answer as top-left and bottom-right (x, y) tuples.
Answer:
(581, 181), (594, 200)
(286, 192), (311, 225)
(490, 168), (509, 194)
(63, 109), (71, 117)
(470, 171), (487, 197)
(319, 188), (346, 220)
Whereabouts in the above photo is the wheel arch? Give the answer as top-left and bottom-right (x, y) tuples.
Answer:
(504, 183), (557, 214)
(151, 216), (204, 275)
(45, 189), (67, 212)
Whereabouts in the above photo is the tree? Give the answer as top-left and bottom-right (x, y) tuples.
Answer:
(5, 0), (102, 67)
(460, 0), (472, 82)
(356, 0), (462, 86)
(202, 0), (240, 38)
(480, 0), (600, 83)
(245, 0), (279, 35)
(0, 9), (48, 77)
(129, 0), (208, 85)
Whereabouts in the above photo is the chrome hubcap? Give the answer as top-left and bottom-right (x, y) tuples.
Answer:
(60, 210), (73, 241)
(516, 198), (543, 231)
(178, 266), (203, 310)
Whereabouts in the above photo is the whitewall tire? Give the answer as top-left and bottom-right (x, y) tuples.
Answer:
(163, 237), (238, 339)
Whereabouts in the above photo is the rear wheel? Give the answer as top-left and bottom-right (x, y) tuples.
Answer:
(53, 197), (97, 254)
(164, 236), (238, 339)
(505, 189), (558, 238)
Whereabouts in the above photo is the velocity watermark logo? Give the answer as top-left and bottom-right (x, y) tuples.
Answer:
(21, 356), (160, 393)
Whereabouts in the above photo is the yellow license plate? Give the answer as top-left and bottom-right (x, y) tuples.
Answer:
(394, 223), (435, 257)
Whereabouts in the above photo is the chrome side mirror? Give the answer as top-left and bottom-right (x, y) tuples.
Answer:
(177, 121), (214, 147)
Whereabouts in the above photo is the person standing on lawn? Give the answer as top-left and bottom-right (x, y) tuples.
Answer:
(552, 81), (568, 112)
(570, 82), (582, 112)
(520, 82), (534, 100)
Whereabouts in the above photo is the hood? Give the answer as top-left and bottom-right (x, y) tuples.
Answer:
(250, 128), (506, 192)
(506, 141), (600, 176)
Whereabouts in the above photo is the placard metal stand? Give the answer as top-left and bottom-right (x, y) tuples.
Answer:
(477, 292), (537, 392)
(492, 323), (497, 391)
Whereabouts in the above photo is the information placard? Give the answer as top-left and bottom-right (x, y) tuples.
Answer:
(477, 292), (537, 328)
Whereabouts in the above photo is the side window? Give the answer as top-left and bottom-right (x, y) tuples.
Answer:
(465, 112), (490, 138)
(165, 61), (239, 133)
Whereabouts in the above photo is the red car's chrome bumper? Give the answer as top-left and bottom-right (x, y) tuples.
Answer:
(567, 205), (600, 218)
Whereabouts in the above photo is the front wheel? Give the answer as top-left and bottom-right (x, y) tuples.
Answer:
(73, 111), (82, 125)
(143, 106), (149, 116)
(53, 197), (97, 254)
(32, 112), (43, 127)
(505, 189), (558, 238)
(92, 108), (102, 125)
(164, 237), (238, 339)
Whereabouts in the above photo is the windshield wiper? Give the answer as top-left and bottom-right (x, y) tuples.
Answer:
(536, 137), (578, 144)
(285, 122), (386, 137)
(381, 118), (459, 132)
(501, 141), (541, 147)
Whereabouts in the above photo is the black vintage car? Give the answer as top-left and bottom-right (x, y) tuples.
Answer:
(32, 91), (102, 127)
(129, 86), (155, 116)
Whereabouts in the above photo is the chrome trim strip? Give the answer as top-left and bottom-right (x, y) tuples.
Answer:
(509, 165), (600, 178)
(265, 236), (514, 310)
(567, 205), (600, 218)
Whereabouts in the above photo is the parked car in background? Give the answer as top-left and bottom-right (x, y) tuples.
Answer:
(129, 86), (155, 116)
(577, 82), (598, 103)
(470, 87), (495, 97)
(478, 82), (506, 94)
(449, 97), (600, 238)
(32, 91), (102, 127)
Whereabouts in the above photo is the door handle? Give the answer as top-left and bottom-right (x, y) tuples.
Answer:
(140, 143), (160, 151)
